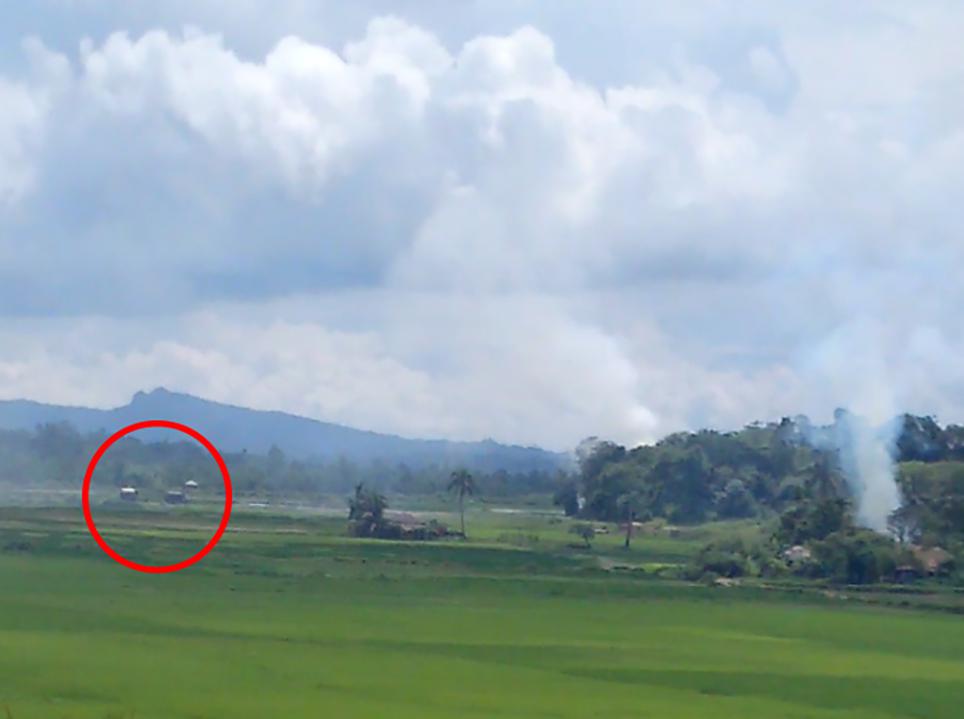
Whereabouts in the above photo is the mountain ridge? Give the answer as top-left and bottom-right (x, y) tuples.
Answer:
(0, 388), (565, 472)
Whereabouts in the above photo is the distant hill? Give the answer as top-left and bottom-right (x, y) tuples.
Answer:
(0, 388), (564, 472)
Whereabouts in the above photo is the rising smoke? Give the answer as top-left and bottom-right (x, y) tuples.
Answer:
(824, 410), (901, 533)
(801, 320), (904, 533)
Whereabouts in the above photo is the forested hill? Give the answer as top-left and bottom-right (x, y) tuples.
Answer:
(0, 388), (563, 473)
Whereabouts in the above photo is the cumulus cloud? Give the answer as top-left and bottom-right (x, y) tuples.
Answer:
(1, 4), (963, 448)
(0, 38), (69, 204)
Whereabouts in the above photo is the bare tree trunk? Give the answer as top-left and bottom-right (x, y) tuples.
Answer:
(624, 512), (633, 549)
(460, 493), (466, 539)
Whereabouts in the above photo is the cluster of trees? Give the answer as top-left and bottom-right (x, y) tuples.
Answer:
(685, 497), (955, 585)
(891, 461), (964, 546)
(563, 413), (964, 583)
(773, 498), (923, 584)
(0, 422), (557, 498)
(894, 415), (964, 462)
(563, 414), (964, 533)
(0, 422), (224, 493)
(558, 422), (835, 526)
(347, 470), (477, 540)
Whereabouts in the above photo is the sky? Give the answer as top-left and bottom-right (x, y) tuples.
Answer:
(1, 1), (963, 451)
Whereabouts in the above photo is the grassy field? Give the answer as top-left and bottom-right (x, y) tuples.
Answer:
(1, 503), (963, 718)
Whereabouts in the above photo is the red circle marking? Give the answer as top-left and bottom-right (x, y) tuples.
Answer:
(81, 420), (233, 574)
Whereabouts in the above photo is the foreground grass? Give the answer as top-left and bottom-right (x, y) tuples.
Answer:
(0, 506), (962, 718)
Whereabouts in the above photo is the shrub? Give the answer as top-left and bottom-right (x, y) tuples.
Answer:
(569, 523), (595, 548)
(809, 529), (902, 584)
(688, 537), (773, 579)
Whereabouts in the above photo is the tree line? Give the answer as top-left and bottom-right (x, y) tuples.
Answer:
(0, 421), (565, 498)
(560, 413), (964, 583)
(560, 413), (964, 531)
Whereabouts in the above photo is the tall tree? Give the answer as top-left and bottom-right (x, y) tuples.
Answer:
(448, 469), (476, 538)
(617, 490), (647, 549)
(806, 454), (844, 502)
(347, 482), (388, 536)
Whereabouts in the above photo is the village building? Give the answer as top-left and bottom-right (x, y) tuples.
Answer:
(911, 545), (954, 576)
(119, 487), (138, 502)
(782, 545), (812, 566)
(894, 565), (920, 583)
(165, 490), (188, 505)
(381, 511), (450, 540)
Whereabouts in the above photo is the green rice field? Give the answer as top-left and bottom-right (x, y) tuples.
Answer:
(1, 505), (962, 718)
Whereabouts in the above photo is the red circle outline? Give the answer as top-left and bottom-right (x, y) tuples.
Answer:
(81, 420), (233, 574)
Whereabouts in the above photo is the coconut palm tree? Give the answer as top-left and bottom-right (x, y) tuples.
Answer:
(447, 469), (476, 539)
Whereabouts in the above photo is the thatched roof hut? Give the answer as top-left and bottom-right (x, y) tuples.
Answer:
(911, 546), (954, 575)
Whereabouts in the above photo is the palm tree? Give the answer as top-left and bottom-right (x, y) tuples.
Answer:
(447, 469), (476, 539)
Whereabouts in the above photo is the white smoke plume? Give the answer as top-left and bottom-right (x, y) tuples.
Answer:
(800, 320), (903, 532)
(827, 411), (901, 532)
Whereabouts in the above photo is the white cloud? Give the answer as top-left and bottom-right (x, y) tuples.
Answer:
(75, 23), (449, 191)
(0, 38), (69, 204)
(1, 6), (964, 448)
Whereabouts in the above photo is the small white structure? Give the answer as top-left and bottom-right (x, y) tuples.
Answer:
(184, 480), (199, 490)
(119, 487), (138, 502)
(783, 545), (812, 565)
